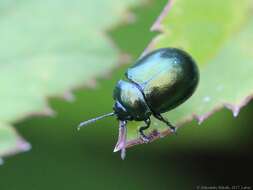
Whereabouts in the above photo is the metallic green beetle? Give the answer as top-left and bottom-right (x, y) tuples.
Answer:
(78, 48), (199, 155)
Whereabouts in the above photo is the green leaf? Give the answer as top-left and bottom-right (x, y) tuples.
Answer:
(125, 0), (253, 146)
(0, 0), (144, 157)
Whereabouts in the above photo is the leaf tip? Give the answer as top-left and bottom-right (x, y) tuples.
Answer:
(233, 108), (240, 117)
(113, 141), (124, 152)
(225, 104), (241, 118)
(18, 139), (32, 152)
(41, 106), (56, 117)
(113, 147), (120, 153)
(63, 91), (75, 102)
(194, 114), (207, 125)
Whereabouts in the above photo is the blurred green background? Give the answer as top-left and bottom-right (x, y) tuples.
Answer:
(0, 0), (253, 189)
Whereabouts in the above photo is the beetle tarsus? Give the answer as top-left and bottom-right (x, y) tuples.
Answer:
(169, 126), (177, 134)
(154, 114), (177, 135)
(139, 118), (151, 143)
(140, 134), (150, 143)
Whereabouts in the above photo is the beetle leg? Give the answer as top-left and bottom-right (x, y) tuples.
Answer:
(154, 114), (177, 134)
(139, 118), (151, 143)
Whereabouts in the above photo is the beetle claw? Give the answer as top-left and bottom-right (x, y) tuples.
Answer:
(140, 134), (150, 143)
(170, 126), (178, 135)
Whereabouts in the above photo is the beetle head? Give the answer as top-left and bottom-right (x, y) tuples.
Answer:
(113, 80), (151, 121)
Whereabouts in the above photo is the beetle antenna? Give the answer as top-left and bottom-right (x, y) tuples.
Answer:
(77, 112), (115, 130)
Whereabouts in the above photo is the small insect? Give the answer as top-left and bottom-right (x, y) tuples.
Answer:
(78, 48), (199, 159)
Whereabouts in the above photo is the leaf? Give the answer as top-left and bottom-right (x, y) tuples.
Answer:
(125, 0), (253, 147)
(0, 0), (144, 157)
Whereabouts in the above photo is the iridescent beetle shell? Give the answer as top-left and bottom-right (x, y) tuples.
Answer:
(113, 48), (199, 121)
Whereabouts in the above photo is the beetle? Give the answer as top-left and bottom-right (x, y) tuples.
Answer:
(78, 48), (199, 158)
